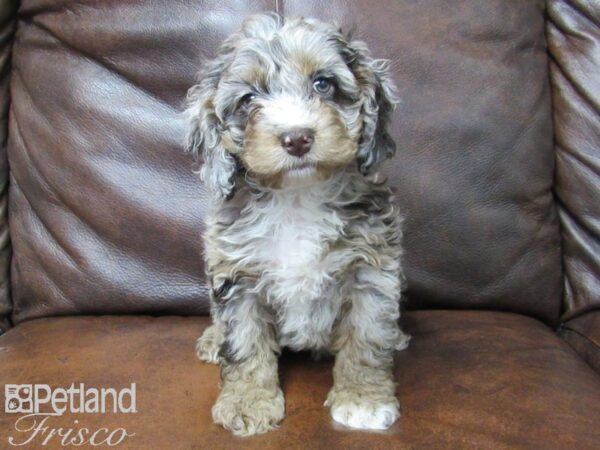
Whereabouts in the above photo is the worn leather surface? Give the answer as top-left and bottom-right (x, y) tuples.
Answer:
(0, 1), (16, 334)
(7, 0), (562, 325)
(0, 311), (598, 449)
(547, 1), (600, 325)
(560, 310), (600, 374)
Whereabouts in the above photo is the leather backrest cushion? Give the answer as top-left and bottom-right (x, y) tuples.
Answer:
(8, 0), (562, 324)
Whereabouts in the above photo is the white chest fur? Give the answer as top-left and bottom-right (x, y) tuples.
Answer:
(252, 187), (346, 351)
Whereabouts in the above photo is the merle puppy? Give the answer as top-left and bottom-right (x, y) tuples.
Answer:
(184, 13), (409, 436)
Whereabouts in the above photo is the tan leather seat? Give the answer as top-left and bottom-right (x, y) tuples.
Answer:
(1, 311), (599, 449)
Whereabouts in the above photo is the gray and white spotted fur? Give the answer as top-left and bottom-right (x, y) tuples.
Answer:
(184, 13), (409, 436)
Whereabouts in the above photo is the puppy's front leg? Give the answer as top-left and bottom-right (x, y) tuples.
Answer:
(212, 294), (284, 436)
(326, 265), (404, 430)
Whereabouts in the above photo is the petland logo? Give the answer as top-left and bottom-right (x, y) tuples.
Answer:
(4, 383), (136, 447)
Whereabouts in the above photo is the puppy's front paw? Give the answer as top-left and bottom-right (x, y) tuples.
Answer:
(212, 386), (285, 436)
(325, 388), (400, 430)
(196, 324), (224, 364)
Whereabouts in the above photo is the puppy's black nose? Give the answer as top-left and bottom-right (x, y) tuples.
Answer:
(280, 128), (314, 157)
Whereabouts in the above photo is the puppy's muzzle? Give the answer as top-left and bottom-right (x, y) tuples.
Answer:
(280, 128), (315, 157)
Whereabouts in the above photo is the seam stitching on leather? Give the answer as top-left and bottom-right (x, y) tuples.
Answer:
(561, 326), (600, 351)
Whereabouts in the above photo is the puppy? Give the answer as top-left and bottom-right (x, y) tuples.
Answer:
(184, 13), (409, 436)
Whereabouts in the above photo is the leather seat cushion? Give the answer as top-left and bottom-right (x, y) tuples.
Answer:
(1, 310), (598, 449)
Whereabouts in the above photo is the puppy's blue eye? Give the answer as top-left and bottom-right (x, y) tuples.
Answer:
(313, 77), (334, 96)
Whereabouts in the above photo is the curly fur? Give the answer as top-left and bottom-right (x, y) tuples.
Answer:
(184, 13), (409, 436)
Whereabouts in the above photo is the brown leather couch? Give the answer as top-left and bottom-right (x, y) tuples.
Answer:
(0, 1), (599, 449)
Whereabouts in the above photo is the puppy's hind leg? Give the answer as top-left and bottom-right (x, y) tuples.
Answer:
(396, 328), (411, 351)
(196, 321), (225, 364)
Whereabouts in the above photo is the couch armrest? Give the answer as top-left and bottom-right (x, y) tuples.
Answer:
(547, 2), (600, 324)
(0, 0), (17, 334)
(559, 310), (600, 374)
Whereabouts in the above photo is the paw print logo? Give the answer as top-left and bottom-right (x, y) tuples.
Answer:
(4, 385), (33, 413)
(7, 398), (19, 410)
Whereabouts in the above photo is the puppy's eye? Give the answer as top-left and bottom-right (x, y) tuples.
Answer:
(313, 77), (335, 96)
(238, 93), (256, 110)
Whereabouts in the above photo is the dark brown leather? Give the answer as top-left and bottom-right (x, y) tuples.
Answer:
(547, 1), (600, 325)
(7, 0), (563, 326)
(0, 0), (16, 334)
(560, 310), (600, 374)
(1, 311), (598, 449)
(8, 0), (274, 323)
(282, 0), (562, 324)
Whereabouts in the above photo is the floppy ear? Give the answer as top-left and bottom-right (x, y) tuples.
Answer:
(184, 57), (238, 201)
(346, 40), (399, 175)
